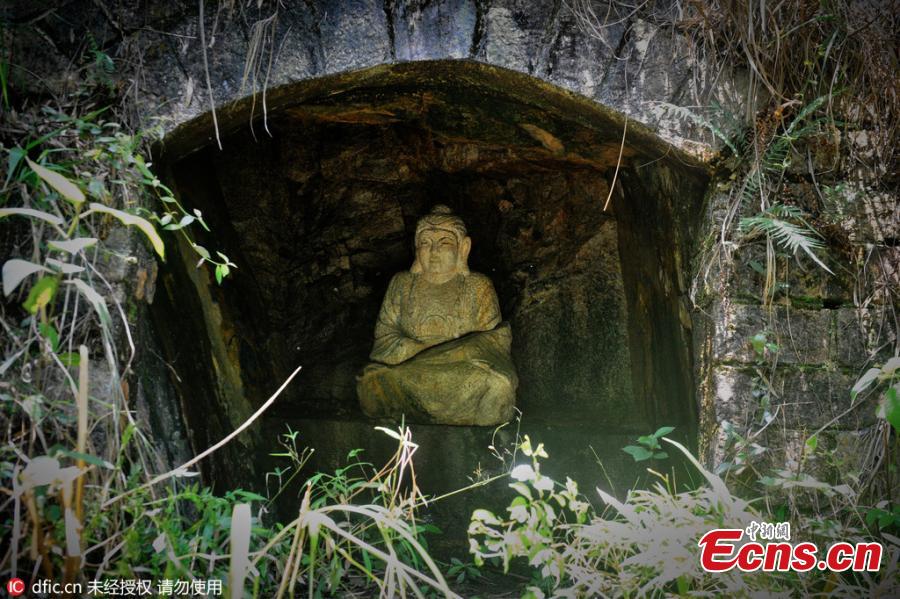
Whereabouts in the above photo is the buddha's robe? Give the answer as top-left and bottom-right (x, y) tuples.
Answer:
(357, 271), (517, 425)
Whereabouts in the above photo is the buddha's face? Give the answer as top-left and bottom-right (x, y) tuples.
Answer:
(416, 228), (461, 279)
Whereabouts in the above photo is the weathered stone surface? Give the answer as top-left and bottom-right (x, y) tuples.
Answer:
(833, 307), (897, 369)
(538, 4), (616, 100)
(7, 1), (891, 522)
(392, 0), (477, 61)
(824, 183), (899, 244)
(319, 0), (392, 74)
(726, 243), (853, 306)
(861, 246), (900, 305)
(710, 303), (833, 365)
(513, 237), (635, 425)
(711, 365), (874, 431)
(478, 0), (559, 72)
(5, 0), (754, 157)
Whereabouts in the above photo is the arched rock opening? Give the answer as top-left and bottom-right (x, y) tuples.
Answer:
(150, 61), (708, 508)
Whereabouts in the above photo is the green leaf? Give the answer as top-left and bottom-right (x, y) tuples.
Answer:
(214, 263), (230, 284)
(39, 322), (59, 352)
(805, 434), (818, 454)
(509, 482), (532, 499)
(85, 203), (164, 259)
(622, 445), (654, 462)
(26, 157), (85, 205)
(45, 504), (62, 523)
(23, 276), (58, 314)
(58, 352), (81, 367)
(3, 259), (50, 296)
(652, 451), (668, 459)
(748, 260), (766, 275)
(193, 208), (210, 231)
(877, 385), (900, 433)
(162, 214), (194, 231)
(192, 244), (211, 262)
(866, 508), (881, 526)
(653, 426), (675, 438)
(6, 147), (26, 187)
(56, 448), (114, 469)
(133, 154), (154, 180)
(87, 179), (108, 199)
(0, 207), (65, 227)
(750, 333), (768, 356)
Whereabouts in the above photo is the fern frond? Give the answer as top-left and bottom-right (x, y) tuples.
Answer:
(656, 102), (741, 156)
(783, 94), (830, 138)
(740, 205), (833, 274)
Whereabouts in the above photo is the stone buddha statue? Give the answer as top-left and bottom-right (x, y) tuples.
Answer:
(357, 205), (517, 426)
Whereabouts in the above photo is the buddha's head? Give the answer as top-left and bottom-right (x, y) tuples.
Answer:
(411, 205), (471, 280)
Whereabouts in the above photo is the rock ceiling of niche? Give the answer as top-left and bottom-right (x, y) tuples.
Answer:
(284, 90), (637, 172)
(158, 61), (707, 177)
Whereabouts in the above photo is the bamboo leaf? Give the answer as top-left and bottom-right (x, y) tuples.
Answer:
(56, 449), (113, 470)
(852, 367), (881, 397)
(3, 259), (50, 296)
(46, 258), (85, 275)
(69, 279), (110, 326)
(0, 207), (65, 227)
(49, 238), (97, 254)
(375, 426), (402, 441)
(85, 203), (165, 259)
(26, 157), (85, 205)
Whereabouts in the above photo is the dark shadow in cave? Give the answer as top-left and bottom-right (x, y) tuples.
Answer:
(149, 61), (709, 543)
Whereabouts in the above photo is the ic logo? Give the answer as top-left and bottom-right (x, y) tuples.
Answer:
(6, 578), (25, 596)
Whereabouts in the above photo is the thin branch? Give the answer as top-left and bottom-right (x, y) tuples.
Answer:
(199, 0), (222, 150)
